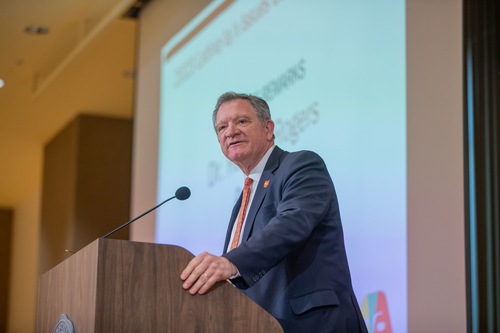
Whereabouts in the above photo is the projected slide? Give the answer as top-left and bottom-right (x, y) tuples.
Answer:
(158, 1), (406, 331)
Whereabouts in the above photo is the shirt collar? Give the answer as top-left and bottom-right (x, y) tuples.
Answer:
(248, 145), (276, 181)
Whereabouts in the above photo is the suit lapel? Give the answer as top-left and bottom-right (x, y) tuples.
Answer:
(241, 147), (286, 242)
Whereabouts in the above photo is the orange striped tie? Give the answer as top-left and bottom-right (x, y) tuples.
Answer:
(230, 177), (253, 250)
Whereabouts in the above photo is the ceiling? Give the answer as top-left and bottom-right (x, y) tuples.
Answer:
(0, 0), (139, 207)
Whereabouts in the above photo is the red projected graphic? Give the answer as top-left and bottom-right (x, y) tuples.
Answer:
(361, 291), (392, 333)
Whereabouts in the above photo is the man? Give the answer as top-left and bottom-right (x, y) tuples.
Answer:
(181, 92), (367, 333)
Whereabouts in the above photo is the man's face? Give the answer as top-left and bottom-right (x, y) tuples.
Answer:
(215, 99), (274, 174)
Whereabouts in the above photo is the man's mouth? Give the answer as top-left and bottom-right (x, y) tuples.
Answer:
(228, 140), (244, 148)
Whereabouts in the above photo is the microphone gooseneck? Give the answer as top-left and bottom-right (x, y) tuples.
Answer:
(102, 186), (191, 238)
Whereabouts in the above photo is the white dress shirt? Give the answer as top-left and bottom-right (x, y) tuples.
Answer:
(226, 145), (276, 252)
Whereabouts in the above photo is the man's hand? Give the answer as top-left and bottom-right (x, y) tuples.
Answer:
(180, 252), (238, 295)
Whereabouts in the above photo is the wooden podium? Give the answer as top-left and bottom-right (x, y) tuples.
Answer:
(36, 238), (283, 332)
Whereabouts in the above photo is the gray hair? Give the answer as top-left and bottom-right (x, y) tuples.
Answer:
(212, 92), (272, 130)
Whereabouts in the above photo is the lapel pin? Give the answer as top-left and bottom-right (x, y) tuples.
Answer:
(263, 179), (270, 188)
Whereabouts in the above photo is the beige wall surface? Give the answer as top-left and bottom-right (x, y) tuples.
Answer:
(407, 0), (466, 332)
(8, 190), (41, 333)
(131, 0), (211, 243)
(0, 209), (13, 331)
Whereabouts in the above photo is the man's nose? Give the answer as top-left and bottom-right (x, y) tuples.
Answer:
(225, 122), (239, 137)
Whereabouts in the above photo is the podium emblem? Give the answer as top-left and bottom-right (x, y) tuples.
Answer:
(53, 314), (74, 333)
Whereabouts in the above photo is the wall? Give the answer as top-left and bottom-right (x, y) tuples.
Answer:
(406, 0), (466, 332)
(0, 209), (13, 331)
(131, 0), (211, 242)
(7, 114), (133, 333)
(8, 190), (41, 333)
(39, 115), (132, 273)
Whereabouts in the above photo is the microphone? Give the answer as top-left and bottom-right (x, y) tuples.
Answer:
(174, 186), (191, 200)
(102, 186), (191, 238)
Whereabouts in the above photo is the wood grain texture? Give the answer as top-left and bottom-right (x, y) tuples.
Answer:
(36, 239), (99, 332)
(37, 239), (283, 332)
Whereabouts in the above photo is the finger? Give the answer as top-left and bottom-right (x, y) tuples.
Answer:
(180, 254), (205, 280)
(182, 264), (208, 290)
(190, 258), (234, 295)
(182, 253), (213, 290)
(188, 270), (212, 295)
(182, 254), (237, 294)
(196, 275), (215, 295)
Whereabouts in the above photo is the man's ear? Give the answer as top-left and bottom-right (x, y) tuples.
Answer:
(265, 120), (275, 140)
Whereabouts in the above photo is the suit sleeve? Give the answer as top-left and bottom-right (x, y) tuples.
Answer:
(223, 151), (338, 288)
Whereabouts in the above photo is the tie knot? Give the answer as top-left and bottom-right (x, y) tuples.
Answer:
(244, 177), (253, 187)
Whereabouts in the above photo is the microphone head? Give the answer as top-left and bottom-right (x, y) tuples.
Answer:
(175, 186), (191, 201)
